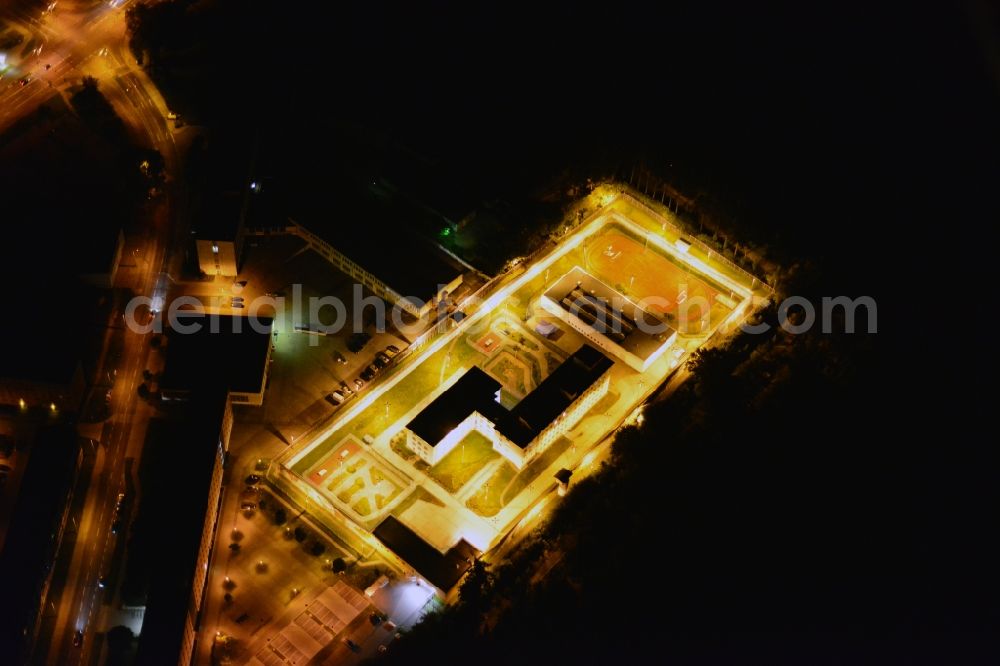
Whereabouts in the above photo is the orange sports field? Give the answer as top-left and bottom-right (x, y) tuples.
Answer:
(586, 230), (721, 325)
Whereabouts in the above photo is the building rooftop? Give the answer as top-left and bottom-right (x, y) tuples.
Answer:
(372, 516), (478, 591)
(187, 134), (254, 241)
(496, 344), (613, 446)
(405, 367), (502, 446)
(543, 267), (675, 364)
(132, 388), (228, 666)
(406, 345), (612, 449)
(160, 314), (273, 396)
(0, 425), (80, 661)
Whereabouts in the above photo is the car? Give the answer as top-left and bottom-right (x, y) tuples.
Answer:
(373, 355), (389, 370)
(377, 644), (388, 654)
(343, 638), (360, 653)
(97, 577), (108, 589)
(353, 378), (365, 390)
(241, 501), (257, 511)
(72, 630), (83, 647)
(360, 366), (376, 382)
(383, 621), (397, 632)
(384, 345), (400, 357)
(329, 390), (345, 405)
(18, 75), (32, 87)
(242, 485), (261, 496)
(369, 611), (384, 625)
(333, 351), (347, 365)
(340, 382), (352, 394)
(232, 303), (245, 309)
(245, 474), (261, 484)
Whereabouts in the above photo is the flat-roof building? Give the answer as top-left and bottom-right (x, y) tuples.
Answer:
(130, 388), (232, 666)
(159, 314), (273, 406)
(404, 344), (612, 469)
(0, 426), (81, 664)
(372, 517), (479, 593)
(541, 266), (676, 371)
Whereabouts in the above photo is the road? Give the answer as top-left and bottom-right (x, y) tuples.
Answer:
(0, 1), (182, 663)
(0, 0), (142, 133)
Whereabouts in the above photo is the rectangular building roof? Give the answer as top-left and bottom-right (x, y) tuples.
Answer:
(0, 425), (79, 662)
(133, 388), (229, 666)
(160, 314), (272, 395)
(372, 516), (478, 591)
(543, 266), (675, 364)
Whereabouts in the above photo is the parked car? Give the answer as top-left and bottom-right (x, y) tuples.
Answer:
(384, 345), (401, 358)
(241, 501), (257, 511)
(340, 382), (353, 395)
(373, 354), (389, 369)
(360, 366), (377, 382)
(353, 378), (365, 390)
(333, 351), (347, 365)
(344, 638), (360, 653)
(73, 630), (83, 647)
(329, 390), (345, 405)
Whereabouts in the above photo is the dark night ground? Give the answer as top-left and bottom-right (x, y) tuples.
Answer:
(7, 0), (999, 663)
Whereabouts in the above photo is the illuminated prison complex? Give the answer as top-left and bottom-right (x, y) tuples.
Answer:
(405, 345), (613, 469)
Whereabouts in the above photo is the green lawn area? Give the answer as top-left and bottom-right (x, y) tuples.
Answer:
(503, 436), (574, 504)
(336, 477), (364, 504)
(427, 431), (499, 493)
(466, 461), (518, 517)
(374, 488), (401, 511)
(354, 496), (371, 516)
